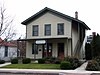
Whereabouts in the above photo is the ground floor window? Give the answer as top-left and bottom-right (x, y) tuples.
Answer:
(5, 46), (8, 57)
(32, 43), (38, 54)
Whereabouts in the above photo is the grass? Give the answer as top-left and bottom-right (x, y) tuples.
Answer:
(1, 63), (60, 69)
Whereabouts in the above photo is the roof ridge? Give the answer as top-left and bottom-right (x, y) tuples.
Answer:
(21, 7), (90, 30)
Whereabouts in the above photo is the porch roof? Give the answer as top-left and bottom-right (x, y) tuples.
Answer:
(17, 37), (70, 41)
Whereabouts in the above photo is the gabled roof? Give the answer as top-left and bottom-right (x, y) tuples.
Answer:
(21, 7), (90, 30)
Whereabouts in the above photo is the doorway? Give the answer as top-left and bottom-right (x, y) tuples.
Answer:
(42, 43), (52, 58)
(58, 43), (64, 59)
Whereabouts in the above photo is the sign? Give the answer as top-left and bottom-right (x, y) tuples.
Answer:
(35, 40), (46, 44)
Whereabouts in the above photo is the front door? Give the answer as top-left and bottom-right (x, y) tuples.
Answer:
(42, 43), (52, 58)
(58, 43), (64, 59)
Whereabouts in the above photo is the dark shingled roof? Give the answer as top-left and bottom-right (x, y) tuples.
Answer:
(21, 7), (90, 30)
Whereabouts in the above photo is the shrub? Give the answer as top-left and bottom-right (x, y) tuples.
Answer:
(86, 60), (100, 71)
(47, 57), (55, 63)
(11, 58), (18, 64)
(64, 57), (79, 63)
(38, 57), (61, 64)
(38, 58), (46, 64)
(0, 60), (5, 64)
(93, 56), (100, 66)
(22, 58), (31, 64)
(60, 61), (72, 70)
(54, 59), (61, 64)
(64, 57), (81, 69)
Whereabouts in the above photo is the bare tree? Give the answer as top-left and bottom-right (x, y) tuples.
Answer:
(0, 1), (16, 41)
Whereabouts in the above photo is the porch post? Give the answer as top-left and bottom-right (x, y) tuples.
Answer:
(66, 38), (68, 57)
(71, 39), (73, 56)
(34, 43), (36, 60)
(46, 40), (48, 57)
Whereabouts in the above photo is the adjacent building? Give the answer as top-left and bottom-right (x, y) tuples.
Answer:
(0, 38), (18, 61)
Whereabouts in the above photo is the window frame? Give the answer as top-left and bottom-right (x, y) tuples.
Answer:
(45, 24), (51, 36)
(32, 25), (38, 36)
(57, 23), (64, 35)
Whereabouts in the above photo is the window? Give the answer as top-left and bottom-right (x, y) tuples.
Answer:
(45, 24), (51, 36)
(32, 25), (38, 36)
(57, 23), (64, 35)
(5, 46), (8, 57)
(32, 43), (38, 54)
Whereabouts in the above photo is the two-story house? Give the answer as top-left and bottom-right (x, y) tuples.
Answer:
(20, 7), (90, 59)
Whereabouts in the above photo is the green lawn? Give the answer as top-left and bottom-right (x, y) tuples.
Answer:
(1, 63), (60, 69)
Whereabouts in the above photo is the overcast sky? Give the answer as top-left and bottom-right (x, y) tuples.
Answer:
(1, 0), (100, 38)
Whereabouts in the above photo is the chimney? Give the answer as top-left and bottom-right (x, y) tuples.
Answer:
(75, 11), (78, 19)
(92, 32), (96, 36)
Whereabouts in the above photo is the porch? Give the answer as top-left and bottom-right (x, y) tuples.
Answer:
(25, 38), (72, 59)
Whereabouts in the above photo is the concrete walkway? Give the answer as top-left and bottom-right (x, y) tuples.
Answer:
(75, 61), (88, 71)
(0, 62), (11, 67)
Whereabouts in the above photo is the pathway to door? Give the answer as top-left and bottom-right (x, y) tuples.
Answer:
(75, 61), (88, 71)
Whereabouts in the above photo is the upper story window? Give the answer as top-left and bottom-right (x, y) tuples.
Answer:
(45, 24), (51, 36)
(32, 25), (38, 36)
(57, 23), (64, 35)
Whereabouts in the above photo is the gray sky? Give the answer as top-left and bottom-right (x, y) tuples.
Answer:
(2, 0), (100, 38)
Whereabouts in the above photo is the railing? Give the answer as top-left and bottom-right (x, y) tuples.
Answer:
(74, 40), (80, 57)
(74, 36), (87, 59)
(79, 36), (87, 59)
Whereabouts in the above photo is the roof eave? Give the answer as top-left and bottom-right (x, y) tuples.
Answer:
(21, 7), (49, 25)
(82, 22), (91, 30)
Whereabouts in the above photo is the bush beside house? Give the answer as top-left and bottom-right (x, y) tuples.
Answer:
(86, 60), (100, 71)
(0, 60), (5, 64)
(38, 58), (46, 64)
(38, 57), (61, 64)
(60, 61), (72, 70)
(11, 58), (18, 64)
(22, 58), (31, 64)
(64, 57), (81, 69)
